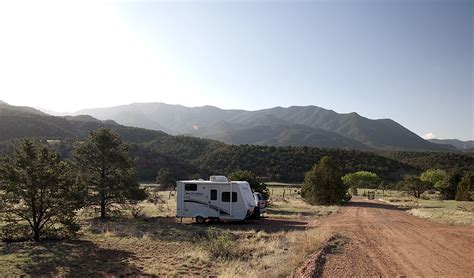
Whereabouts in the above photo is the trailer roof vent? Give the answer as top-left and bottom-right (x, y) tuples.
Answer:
(210, 175), (229, 182)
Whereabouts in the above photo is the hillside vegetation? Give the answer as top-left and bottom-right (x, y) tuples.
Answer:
(1, 102), (473, 182)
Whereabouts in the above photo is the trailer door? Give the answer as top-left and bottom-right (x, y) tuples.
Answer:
(208, 187), (220, 218)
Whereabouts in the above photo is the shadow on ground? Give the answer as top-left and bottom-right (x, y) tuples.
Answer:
(84, 215), (310, 243)
(198, 217), (310, 233)
(266, 208), (320, 217)
(345, 198), (409, 211)
(2, 239), (151, 276)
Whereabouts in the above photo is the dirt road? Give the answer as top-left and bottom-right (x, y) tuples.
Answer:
(312, 197), (474, 277)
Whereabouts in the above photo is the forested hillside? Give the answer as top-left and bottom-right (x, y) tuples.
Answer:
(376, 151), (474, 174)
(1, 102), (472, 182)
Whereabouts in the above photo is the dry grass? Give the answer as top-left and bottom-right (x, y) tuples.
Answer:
(381, 197), (474, 226)
(1, 186), (339, 276)
(267, 196), (338, 220)
(219, 227), (333, 277)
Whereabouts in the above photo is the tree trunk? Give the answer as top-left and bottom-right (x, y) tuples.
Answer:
(100, 200), (106, 219)
(33, 226), (40, 242)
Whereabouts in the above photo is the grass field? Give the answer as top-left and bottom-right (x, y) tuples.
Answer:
(0, 185), (337, 277)
(353, 188), (474, 226)
(380, 197), (474, 226)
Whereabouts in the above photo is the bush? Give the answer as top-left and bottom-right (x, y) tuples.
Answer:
(121, 203), (145, 219)
(456, 172), (473, 201)
(130, 205), (145, 219)
(301, 156), (348, 205)
(201, 229), (244, 260)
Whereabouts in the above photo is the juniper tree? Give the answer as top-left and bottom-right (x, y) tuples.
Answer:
(301, 156), (347, 205)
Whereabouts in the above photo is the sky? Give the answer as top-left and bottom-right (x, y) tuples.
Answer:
(0, 0), (472, 140)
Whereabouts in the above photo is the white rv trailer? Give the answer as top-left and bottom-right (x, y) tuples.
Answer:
(176, 176), (256, 223)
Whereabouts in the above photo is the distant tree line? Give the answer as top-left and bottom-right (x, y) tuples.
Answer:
(339, 168), (473, 201)
(411, 169), (473, 201)
(2, 129), (473, 185)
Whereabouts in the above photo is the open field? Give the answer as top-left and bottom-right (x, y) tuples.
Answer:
(0, 186), (338, 277)
(354, 188), (474, 226)
(380, 196), (474, 226)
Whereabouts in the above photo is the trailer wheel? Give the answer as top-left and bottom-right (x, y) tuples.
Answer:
(253, 207), (261, 218)
(196, 216), (206, 224)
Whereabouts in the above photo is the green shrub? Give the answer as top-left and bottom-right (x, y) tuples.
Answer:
(301, 156), (348, 205)
(456, 172), (474, 201)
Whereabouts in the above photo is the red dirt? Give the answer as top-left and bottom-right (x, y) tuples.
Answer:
(310, 197), (474, 277)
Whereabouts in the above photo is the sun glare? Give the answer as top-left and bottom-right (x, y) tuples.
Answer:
(0, 0), (195, 112)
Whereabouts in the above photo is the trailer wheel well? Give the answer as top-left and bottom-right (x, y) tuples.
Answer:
(195, 216), (206, 224)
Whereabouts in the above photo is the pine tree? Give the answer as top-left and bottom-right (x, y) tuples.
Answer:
(156, 168), (176, 190)
(0, 140), (85, 241)
(74, 128), (146, 219)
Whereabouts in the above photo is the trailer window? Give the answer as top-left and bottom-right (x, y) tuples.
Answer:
(222, 192), (237, 202)
(185, 184), (197, 191)
(210, 189), (217, 200)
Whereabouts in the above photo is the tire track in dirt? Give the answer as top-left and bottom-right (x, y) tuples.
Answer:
(354, 206), (410, 276)
(374, 208), (466, 273)
(310, 197), (474, 277)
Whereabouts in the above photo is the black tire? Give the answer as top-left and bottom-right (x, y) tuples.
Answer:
(209, 217), (220, 222)
(253, 207), (261, 218)
(195, 216), (206, 224)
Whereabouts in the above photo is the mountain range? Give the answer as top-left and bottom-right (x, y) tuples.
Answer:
(429, 139), (474, 151)
(74, 103), (456, 151)
(0, 100), (417, 181)
(1, 100), (469, 151)
(1, 100), (473, 182)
